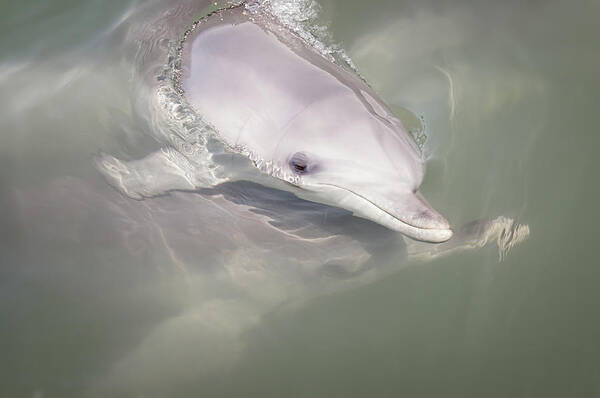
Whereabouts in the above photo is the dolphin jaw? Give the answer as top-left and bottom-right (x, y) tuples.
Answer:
(236, 149), (453, 243)
(305, 183), (453, 243)
(385, 218), (453, 243)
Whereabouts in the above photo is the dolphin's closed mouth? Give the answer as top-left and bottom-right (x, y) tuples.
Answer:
(316, 183), (453, 243)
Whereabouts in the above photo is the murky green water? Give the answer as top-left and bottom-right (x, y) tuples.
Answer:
(1, 0), (599, 397)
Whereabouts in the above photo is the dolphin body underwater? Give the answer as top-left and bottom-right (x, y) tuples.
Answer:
(79, 3), (531, 386)
(95, 3), (520, 246)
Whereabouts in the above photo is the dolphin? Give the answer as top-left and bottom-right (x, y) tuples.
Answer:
(96, 3), (452, 243)
(11, 2), (530, 391)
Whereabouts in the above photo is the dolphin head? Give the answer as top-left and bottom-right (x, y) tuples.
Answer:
(272, 91), (453, 243)
(178, 9), (451, 242)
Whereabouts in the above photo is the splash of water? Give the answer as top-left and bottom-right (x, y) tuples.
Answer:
(245, 0), (357, 71)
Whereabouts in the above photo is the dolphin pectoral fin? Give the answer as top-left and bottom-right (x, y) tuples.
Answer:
(94, 147), (226, 199)
(405, 216), (530, 261)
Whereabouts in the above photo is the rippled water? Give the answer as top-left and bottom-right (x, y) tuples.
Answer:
(1, 0), (599, 397)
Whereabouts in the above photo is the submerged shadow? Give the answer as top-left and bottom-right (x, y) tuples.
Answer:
(202, 180), (399, 245)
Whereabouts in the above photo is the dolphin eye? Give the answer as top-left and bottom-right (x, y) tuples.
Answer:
(290, 152), (309, 174)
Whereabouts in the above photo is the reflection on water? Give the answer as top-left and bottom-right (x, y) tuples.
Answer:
(1, 0), (598, 397)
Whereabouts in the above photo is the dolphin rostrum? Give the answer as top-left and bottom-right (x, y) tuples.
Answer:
(96, 4), (453, 243)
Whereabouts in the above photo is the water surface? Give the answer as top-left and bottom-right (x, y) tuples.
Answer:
(1, 0), (599, 397)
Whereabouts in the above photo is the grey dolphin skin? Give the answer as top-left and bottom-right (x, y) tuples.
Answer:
(97, 4), (452, 243)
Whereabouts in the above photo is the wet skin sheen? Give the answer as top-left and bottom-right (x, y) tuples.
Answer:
(181, 6), (452, 242)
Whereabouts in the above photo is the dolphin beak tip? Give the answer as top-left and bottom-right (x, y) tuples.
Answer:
(433, 215), (451, 231)
(410, 209), (453, 243)
(429, 216), (453, 243)
(410, 209), (450, 231)
(405, 225), (453, 243)
(438, 227), (454, 242)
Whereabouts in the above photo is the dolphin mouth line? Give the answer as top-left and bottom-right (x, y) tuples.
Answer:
(315, 183), (452, 233)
